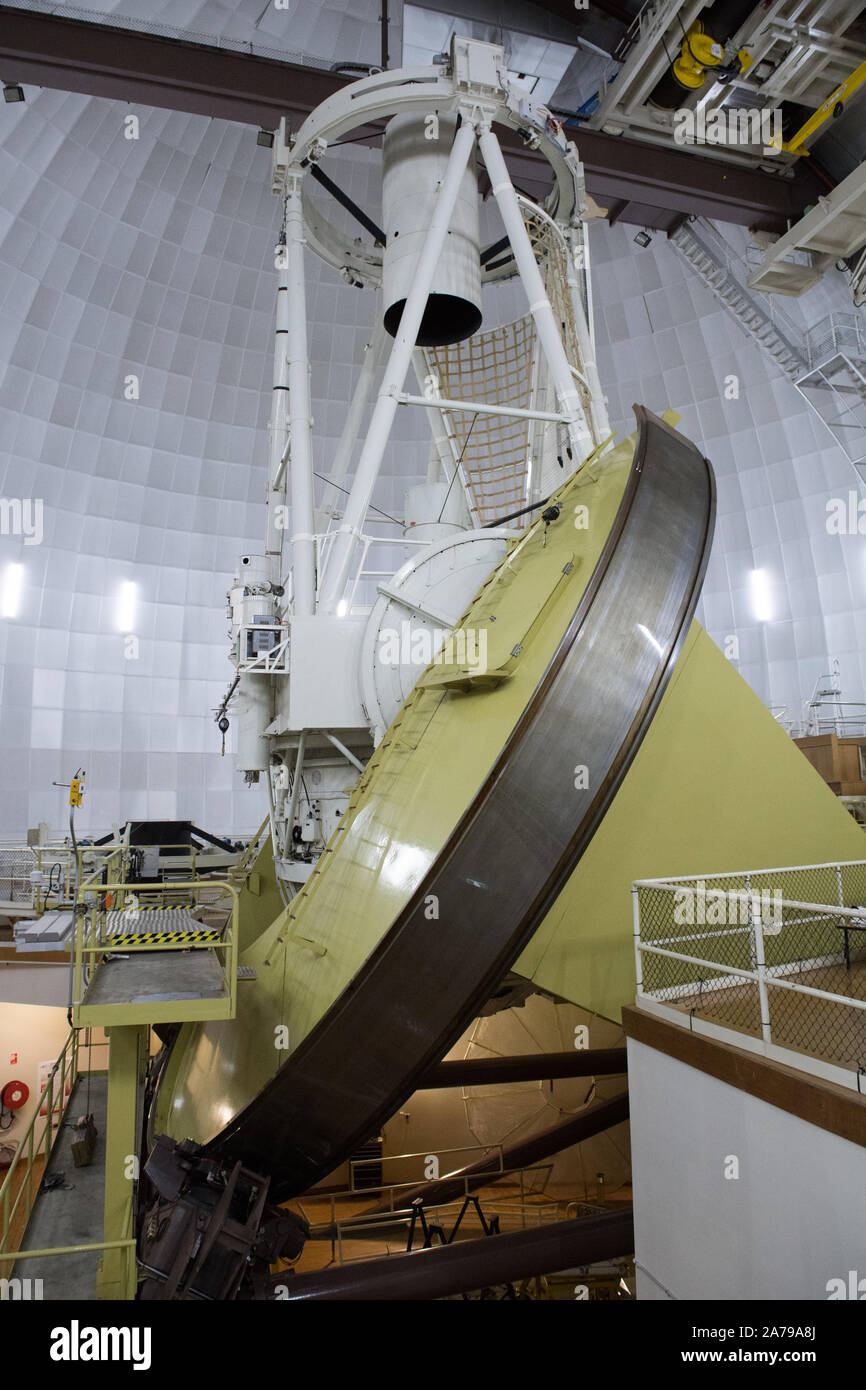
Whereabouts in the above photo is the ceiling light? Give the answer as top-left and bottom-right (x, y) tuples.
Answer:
(3, 84), (25, 104)
(749, 568), (774, 623)
(634, 230), (652, 248)
(115, 580), (137, 632)
(1, 563), (23, 618)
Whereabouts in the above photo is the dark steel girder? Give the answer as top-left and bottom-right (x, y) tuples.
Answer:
(417, 1048), (628, 1088)
(0, 5), (827, 231)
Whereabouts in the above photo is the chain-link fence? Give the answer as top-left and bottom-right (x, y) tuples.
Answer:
(0, 848), (36, 905)
(634, 861), (866, 1074)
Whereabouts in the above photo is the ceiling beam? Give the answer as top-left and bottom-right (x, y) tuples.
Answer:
(0, 5), (829, 232)
(0, 5), (342, 128)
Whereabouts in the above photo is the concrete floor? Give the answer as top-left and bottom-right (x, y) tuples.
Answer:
(83, 949), (225, 1006)
(13, 1072), (108, 1300)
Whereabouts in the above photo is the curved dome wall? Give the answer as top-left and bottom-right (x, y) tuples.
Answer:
(589, 220), (866, 726)
(0, 87), (428, 836)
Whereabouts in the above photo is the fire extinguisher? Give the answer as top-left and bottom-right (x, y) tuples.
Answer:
(0, 1080), (29, 1128)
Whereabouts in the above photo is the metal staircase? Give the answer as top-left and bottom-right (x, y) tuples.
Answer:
(671, 222), (808, 380)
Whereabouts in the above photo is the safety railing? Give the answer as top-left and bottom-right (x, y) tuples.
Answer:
(0, 846), (37, 906)
(4, 834), (250, 919)
(1, 1183), (137, 1301)
(0, 1028), (79, 1260)
(301, 527), (430, 616)
(71, 869), (239, 1026)
(299, 1150), (558, 1267)
(236, 623), (290, 674)
(33, 846), (76, 912)
(633, 860), (866, 1085)
(229, 816), (271, 881)
(804, 311), (866, 373)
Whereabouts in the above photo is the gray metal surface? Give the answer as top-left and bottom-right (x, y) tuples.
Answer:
(106, 909), (200, 936)
(83, 954), (225, 1008)
(14, 910), (74, 950)
(199, 406), (714, 1198)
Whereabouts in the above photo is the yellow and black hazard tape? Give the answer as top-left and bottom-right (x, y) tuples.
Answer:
(109, 928), (222, 947)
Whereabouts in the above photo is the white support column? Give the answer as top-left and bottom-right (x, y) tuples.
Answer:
(476, 122), (587, 461)
(265, 239), (290, 574)
(285, 176), (317, 617)
(318, 117), (478, 613)
(316, 318), (387, 533)
(412, 349), (446, 485)
(565, 225), (610, 443)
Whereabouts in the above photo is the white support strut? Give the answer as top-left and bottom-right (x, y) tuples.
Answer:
(318, 116), (479, 613)
(285, 177), (317, 617)
(316, 318), (387, 533)
(265, 245), (290, 570)
(476, 122), (588, 462)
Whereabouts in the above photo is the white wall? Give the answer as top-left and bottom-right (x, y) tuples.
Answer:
(628, 1036), (866, 1301)
(590, 219), (866, 719)
(0, 89), (429, 838)
(2, 51), (865, 840)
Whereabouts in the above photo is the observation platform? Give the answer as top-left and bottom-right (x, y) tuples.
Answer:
(73, 906), (239, 1028)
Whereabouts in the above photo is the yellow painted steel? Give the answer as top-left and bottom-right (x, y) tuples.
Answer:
(72, 879), (239, 1028)
(98, 1027), (146, 1300)
(784, 59), (866, 156)
(155, 427), (638, 1147)
(154, 409), (865, 1151)
(108, 928), (221, 947)
(514, 622), (866, 1019)
(673, 23), (726, 91)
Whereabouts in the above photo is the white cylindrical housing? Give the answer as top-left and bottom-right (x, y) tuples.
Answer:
(403, 480), (469, 544)
(235, 676), (272, 773)
(382, 112), (482, 347)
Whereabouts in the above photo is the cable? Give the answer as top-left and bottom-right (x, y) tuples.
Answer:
(329, 127), (385, 150)
(46, 861), (62, 901)
(483, 493), (553, 528)
(436, 413), (478, 524)
(313, 471), (403, 527)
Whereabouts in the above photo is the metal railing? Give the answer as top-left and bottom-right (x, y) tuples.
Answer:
(297, 1147), (559, 1267)
(633, 861), (866, 1083)
(805, 311), (866, 372)
(285, 527), (431, 616)
(0, 847), (37, 905)
(72, 861), (239, 1025)
(0, 1029), (79, 1259)
(4, 837), (242, 919)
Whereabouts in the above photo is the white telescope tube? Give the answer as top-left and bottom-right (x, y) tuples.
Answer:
(319, 117), (478, 614)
